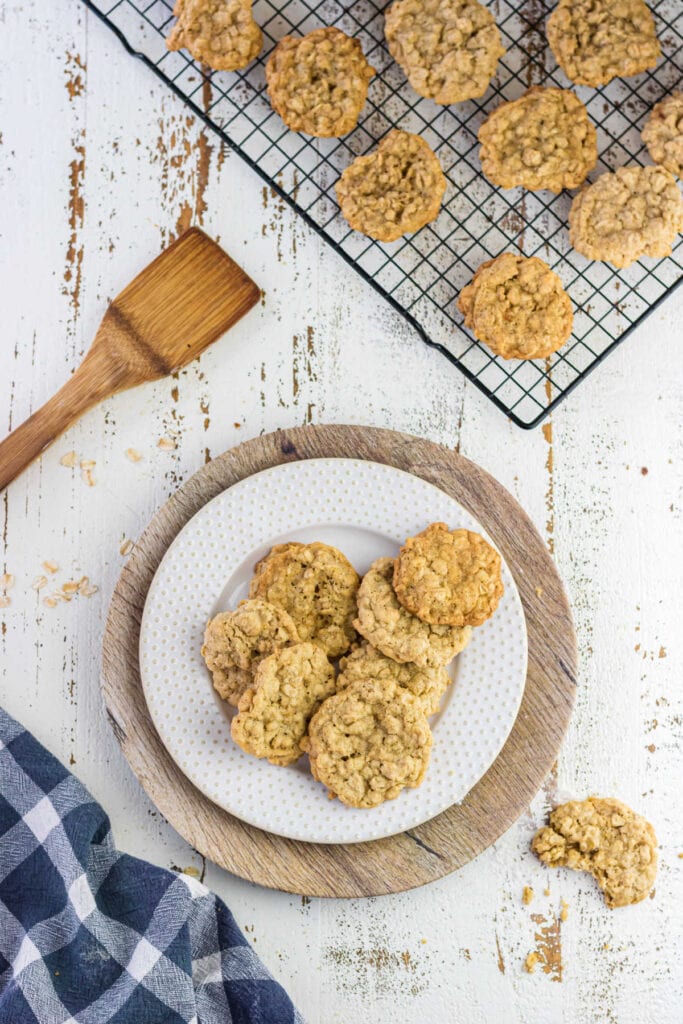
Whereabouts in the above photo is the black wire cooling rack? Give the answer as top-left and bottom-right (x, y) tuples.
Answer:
(82, 0), (683, 428)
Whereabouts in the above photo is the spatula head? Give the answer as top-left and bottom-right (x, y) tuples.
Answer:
(100, 228), (260, 381)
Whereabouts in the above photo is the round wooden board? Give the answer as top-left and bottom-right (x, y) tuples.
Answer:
(102, 425), (577, 898)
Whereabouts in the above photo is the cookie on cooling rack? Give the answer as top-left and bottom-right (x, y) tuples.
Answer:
(478, 86), (597, 193)
(457, 253), (574, 361)
(335, 130), (446, 242)
(249, 541), (359, 659)
(393, 523), (503, 628)
(265, 27), (375, 138)
(354, 557), (472, 667)
(546, 0), (660, 87)
(642, 92), (683, 179)
(338, 642), (452, 716)
(231, 643), (336, 766)
(302, 677), (433, 808)
(532, 796), (658, 908)
(569, 165), (683, 268)
(166, 0), (262, 72)
(385, 0), (504, 105)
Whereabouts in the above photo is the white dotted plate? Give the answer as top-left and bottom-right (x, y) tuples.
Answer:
(140, 459), (527, 845)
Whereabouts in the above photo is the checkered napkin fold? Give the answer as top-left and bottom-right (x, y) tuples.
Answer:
(0, 708), (305, 1024)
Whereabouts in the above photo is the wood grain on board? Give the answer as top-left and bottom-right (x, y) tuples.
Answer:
(101, 424), (577, 898)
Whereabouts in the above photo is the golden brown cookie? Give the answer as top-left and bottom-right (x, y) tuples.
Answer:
(249, 541), (359, 659)
(335, 130), (447, 242)
(302, 677), (432, 807)
(166, 0), (262, 71)
(385, 0), (504, 104)
(393, 523), (503, 627)
(202, 598), (300, 706)
(546, 0), (660, 87)
(231, 642), (335, 766)
(642, 92), (683, 178)
(569, 165), (683, 268)
(338, 642), (451, 715)
(354, 557), (472, 667)
(532, 797), (658, 908)
(478, 87), (597, 193)
(457, 253), (574, 361)
(265, 27), (374, 138)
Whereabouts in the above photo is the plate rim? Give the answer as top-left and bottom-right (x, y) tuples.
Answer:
(138, 456), (529, 844)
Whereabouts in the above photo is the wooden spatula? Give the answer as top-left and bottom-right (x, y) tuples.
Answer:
(0, 228), (260, 491)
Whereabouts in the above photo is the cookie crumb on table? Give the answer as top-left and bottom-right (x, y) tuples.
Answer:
(524, 951), (541, 973)
(522, 886), (534, 906)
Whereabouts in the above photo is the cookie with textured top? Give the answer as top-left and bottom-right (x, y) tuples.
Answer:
(302, 677), (432, 807)
(385, 0), (504, 105)
(642, 92), (683, 179)
(532, 796), (658, 908)
(231, 642), (335, 766)
(202, 598), (300, 706)
(546, 0), (660, 87)
(393, 523), (503, 627)
(249, 541), (359, 658)
(336, 130), (446, 242)
(569, 164), (683, 268)
(338, 641), (451, 715)
(457, 253), (574, 361)
(478, 87), (597, 193)
(354, 557), (472, 667)
(166, 0), (262, 71)
(265, 27), (374, 138)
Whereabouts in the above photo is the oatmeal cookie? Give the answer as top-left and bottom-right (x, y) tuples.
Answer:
(265, 27), (374, 138)
(478, 87), (597, 193)
(335, 130), (446, 242)
(249, 542), (359, 658)
(231, 642), (335, 766)
(202, 598), (300, 706)
(569, 164), (683, 268)
(457, 253), (574, 360)
(642, 92), (683, 178)
(532, 796), (658, 908)
(166, 0), (262, 71)
(385, 0), (504, 105)
(302, 677), (432, 807)
(355, 557), (472, 667)
(393, 522), (503, 627)
(546, 0), (660, 87)
(338, 642), (451, 715)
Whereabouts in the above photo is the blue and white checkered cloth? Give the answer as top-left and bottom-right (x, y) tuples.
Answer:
(0, 708), (304, 1024)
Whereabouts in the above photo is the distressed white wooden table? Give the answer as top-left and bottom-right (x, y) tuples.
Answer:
(1, 2), (682, 1020)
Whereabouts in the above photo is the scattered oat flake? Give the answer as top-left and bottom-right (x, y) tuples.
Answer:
(43, 597), (58, 608)
(560, 899), (569, 922)
(0, 595), (11, 609)
(522, 886), (534, 906)
(79, 578), (99, 597)
(56, 591), (72, 602)
(0, 574), (15, 591)
(535, 586), (544, 597)
(43, 561), (59, 574)
(182, 865), (201, 879)
(60, 451), (78, 468)
(32, 575), (48, 591)
(543, 888), (551, 896)
(157, 436), (177, 451)
(125, 447), (143, 463)
(61, 581), (80, 595)
(119, 539), (134, 557)
(524, 951), (541, 974)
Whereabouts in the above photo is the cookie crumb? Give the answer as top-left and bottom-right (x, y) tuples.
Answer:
(560, 898), (569, 922)
(543, 887), (551, 896)
(80, 459), (96, 486)
(60, 451), (78, 468)
(535, 586), (544, 598)
(522, 886), (534, 905)
(524, 951), (541, 973)
(157, 436), (177, 451)
(125, 447), (143, 463)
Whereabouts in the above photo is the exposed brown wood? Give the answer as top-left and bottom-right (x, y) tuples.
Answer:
(0, 228), (259, 490)
(101, 425), (577, 898)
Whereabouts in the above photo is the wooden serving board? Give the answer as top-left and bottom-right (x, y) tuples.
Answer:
(102, 425), (577, 898)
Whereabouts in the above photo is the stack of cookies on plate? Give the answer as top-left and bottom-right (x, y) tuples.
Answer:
(201, 523), (503, 809)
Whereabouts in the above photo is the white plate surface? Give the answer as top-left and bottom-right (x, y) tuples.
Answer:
(140, 459), (528, 844)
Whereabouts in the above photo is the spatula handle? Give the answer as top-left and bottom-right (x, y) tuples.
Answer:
(0, 360), (111, 491)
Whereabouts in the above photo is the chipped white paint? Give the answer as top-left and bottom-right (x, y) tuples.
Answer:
(1, 2), (682, 1021)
